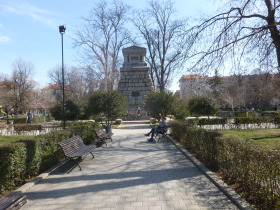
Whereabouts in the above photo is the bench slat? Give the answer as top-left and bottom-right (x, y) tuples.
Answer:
(68, 145), (94, 158)
(0, 195), (27, 210)
(57, 136), (95, 170)
(93, 128), (113, 142)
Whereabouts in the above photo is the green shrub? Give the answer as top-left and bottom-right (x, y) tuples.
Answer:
(179, 126), (220, 169)
(261, 111), (280, 117)
(233, 111), (255, 117)
(13, 118), (26, 124)
(233, 117), (273, 128)
(188, 96), (219, 117)
(14, 124), (43, 134)
(67, 121), (100, 145)
(170, 123), (280, 209)
(274, 116), (280, 126)
(87, 91), (127, 123)
(169, 120), (187, 142)
(172, 98), (189, 119)
(0, 143), (27, 192)
(216, 136), (280, 209)
(50, 100), (81, 121)
(185, 118), (198, 126)
(145, 91), (179, 120)
(198, 118), (227, 126)
(0, 121), (99, 195)
(33, 115), (45, 123)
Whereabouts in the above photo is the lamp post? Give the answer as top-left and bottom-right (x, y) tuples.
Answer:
(59, 25), (66, 129)
(14, 79), (19, 118)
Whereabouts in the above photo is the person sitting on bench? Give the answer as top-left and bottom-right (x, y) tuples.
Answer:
(145, 117), (168, 142)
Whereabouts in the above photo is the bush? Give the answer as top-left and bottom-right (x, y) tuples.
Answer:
(87, 91), (127, 123)
(13, 118), (26, 124)
(233, 117), (273, 129)
(13, 124), (43, 135)
(274, 116), (280, 126)
(0, 121), (100, 195)
(50, 100), (81, 121)
(198, 118), (227, 126)
(172, 98), (189, 119)
(234, 111), (256, 117)
(216, 136), (280, 209)
(145, 91), (188, 120)
(261, 111), (280, 117)
(188, 96), (219, 117)
(67, 121), (100, 145)
(169, 120), (187, 142)
(33, 115), (45, 123)
(170, 121), (280, 209)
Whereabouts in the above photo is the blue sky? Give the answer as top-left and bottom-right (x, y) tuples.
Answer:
(0, 0), (216, 90)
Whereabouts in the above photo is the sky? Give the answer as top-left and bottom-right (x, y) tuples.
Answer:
(0, 0), (217, 91)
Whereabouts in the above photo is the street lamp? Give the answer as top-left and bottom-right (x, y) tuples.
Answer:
(14, 80), (19, 118)
(59, 25), (66, 129)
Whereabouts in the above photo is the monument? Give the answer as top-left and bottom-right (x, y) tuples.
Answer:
(118, 46), (154, 119)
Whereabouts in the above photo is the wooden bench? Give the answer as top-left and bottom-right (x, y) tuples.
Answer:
(57, 136), (95, 170)
(93, 127), (113, 146)
(0, 194), (27, 210)
(155, 126), (170, 142)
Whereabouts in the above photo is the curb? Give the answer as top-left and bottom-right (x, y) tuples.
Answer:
(168, 137), (254, 210)
(8, 161), (66, 197)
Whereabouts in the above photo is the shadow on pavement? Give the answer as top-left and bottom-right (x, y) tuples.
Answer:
(50, 159), (83, 175)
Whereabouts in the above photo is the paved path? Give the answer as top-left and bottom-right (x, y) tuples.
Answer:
(21, 124), (239, 210)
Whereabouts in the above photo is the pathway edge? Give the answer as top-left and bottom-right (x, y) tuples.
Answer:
(168, 137), (254, 210)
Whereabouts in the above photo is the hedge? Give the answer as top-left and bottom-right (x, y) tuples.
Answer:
(187, 117), (280, 130)
(13, 124), (43, 135)
(0, 121), (100, 195)
(170, 120), (280, 209)
(233, 117), (274, 129)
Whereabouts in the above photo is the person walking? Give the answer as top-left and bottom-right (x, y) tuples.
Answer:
(26, 110), (33, 124)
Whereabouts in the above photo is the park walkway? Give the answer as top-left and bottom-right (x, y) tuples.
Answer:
(21, 123), (240, 210)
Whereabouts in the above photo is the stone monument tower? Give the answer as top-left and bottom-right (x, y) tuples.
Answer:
(118, 46), (154, 119)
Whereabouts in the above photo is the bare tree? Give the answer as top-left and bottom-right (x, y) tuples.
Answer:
(219, 74), (246, 110)
(48, 65), (87, 101)
(81, 66), (101, 94)
(245, 71), (275, 109)
(187, 0), (280, 73)
(132, 0), (187, 91)
(0, 74), (14, 112)
(1, 58), (36, 113)
(36, 87), (57, 111)
(73, 0), (131, 91)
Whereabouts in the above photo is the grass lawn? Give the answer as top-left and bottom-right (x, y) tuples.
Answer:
(220, 129), (280, 150)
(0, 136), (35, 145)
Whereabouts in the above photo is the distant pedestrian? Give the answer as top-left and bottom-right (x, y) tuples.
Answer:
(136, 107), (141, 118)
(26, 110), (32, 123)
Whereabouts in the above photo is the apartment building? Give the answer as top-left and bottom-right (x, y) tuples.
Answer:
(179, 75), (212, 100)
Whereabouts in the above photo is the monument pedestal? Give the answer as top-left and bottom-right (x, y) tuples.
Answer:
(118, 46), (154, 120)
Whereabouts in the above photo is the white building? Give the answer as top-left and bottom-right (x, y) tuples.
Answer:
(179, 75), (212, 100)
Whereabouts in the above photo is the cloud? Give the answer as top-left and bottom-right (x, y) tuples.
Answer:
(0, 1), (54, 26)
(0, 35), (12, 43)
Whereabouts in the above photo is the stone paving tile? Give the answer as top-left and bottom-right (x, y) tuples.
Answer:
(21, 124), (239, 210)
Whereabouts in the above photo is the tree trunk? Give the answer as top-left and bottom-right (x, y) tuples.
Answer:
(265, 0), (280, 68)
